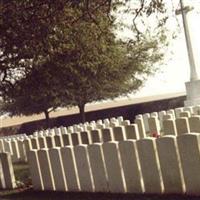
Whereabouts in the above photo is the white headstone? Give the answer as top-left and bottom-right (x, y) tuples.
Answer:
(148, 117), (161, 136)
(88, 143), (109, 192)
(188, 116), (200, 133)
(62, 134), (70, 146)
(27, 150), (44, 190)
(136, 138), (163, 193)
(102, 142), (126, 193)
(177, 133), (200, 194)
(101, 128), (114, 142)
(135, 118), (146, 139)
(174, 107), (184, 118)
(179, 111), (191, 118)
(119, 140), (144, 193)
(49, 148), (67, 191)
(0, 153), (16, 189)
(175, 118), (190, 135)
(142, 113), (150, 133)
(125, 124), (139, 140)
(90, 130), (102, 143)
(37, 149), (55, 190)
(60, 146), (80, 191)
(163, 119), (177, 136)
(112, 126), (126, 141)
(74, 145), (94, 192)
(156, 136), (185, 193)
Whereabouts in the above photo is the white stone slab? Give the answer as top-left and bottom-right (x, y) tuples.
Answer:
(102, 142), (126, 193)
(142, 113), (150, 133)
(136, 138), (163, 194)
(158, 110), (167, 121)
(17, 139), (26, 162)
(103, 119), (110, 128)
(189, 116), (200, 133)
(49, 148), (67, 191)
(27, 150), (44, 190)
(79, 131), (91, 144)
(88, 143), (109, 192)
(45, 136), (55, 148)
(0, 153), (16, 189)
(166, 109), (175, 118)
(0, 159), (5, 189)
(113, 126), (126, 141)
(74, 145), (94, 192)
(117, 116), (124, 125)
(24, 138), (32, 157)
(177, 133), (200, 194)
(163, 119), (177, 136)
(90, 130), (102, 143)
(193, 105), (200, 115)
(70, 133), (80, 146)
(3, 140), (12, 154)
(125, 124), (139, 140)
(175, 118), (190, 135)
(158, 110), (167, 130)
(175, 107), (184, 118)
(148, 117), (161, 135)
(0, 139), (4, 152)
(38, 136), (47, 149)
(110, 122), (117, 128)
(54, 135), (64, 147)
(60, 146), (80, 191)
(179, 111), (191, 118)
(31, 138), (39, 149)
(119, 140), (144, 193)
(183, 107), (193, 114)
(38, 149), (55, 190)
(151, 112), (158, 118)
(11, 139), (20, 163)
(101, 128), (114, 142)
(121, 120), (130, 126)
(163, 114), (174, 121)
(135, 118), (146, 139)
(156, 136), (185, 194)
(96, 124), (105, 129)
(62, 134), (70, 146)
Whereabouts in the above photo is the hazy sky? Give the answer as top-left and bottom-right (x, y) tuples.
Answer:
(132, 0), (200, 97)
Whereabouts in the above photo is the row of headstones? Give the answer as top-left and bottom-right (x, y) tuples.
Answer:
(32, 116), (127, 137)
(135, 115), (200, 137)
(0, 134), (27, 140)
(0, 152), (16, 189)
(0, 124), (139, 163)
(135, 105), (200, 135)
(28, 133), (200, 194)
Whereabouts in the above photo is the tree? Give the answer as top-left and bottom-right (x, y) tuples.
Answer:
(1, 0), (170, 123)
(48, 10), (165, 122)
(0, 0), (169, 93)
(2, 61), (64, 127)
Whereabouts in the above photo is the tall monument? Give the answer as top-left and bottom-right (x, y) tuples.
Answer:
(176, 0), (200, 106)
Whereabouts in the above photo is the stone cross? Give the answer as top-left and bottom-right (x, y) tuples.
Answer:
(176, 0), (199, 81)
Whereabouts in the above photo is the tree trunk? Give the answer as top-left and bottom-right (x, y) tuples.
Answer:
(44, 110), (50, 128)
(78, 104), (86, 123)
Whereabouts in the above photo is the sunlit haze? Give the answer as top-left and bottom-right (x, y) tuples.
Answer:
(127, 0), (200, 98)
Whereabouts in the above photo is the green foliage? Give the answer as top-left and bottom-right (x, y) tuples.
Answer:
(2, 63), (60, 116)
(0, 0), (169, 122)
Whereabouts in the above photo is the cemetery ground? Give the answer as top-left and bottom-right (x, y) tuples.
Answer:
(0, 163), (200, 200)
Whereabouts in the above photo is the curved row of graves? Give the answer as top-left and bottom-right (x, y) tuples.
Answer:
(28, 134), (200, 194)
(1, 109), (200, 194)
(135, 105), (200, 136)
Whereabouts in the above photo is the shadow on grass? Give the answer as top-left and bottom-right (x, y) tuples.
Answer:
(1, 189), (200, 200)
